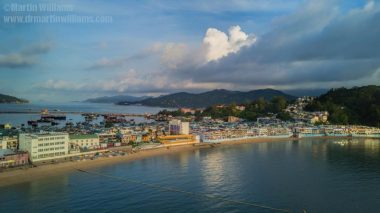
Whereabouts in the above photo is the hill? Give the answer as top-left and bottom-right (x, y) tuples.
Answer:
(0, 93), (28, 104)
(305, 85), (380, 126)
(119, 89), (296, 108)
(84, 95), (150, 103)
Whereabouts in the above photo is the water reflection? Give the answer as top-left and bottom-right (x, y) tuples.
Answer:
(1, 138), (380, 213)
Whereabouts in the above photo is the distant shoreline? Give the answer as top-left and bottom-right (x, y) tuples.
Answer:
(0, 136), (362, 187)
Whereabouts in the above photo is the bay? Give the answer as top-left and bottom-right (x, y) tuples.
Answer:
(1, 138), (380, 212)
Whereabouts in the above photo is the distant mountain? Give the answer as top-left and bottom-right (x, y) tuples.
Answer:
(84, 95), (150, 103)
(305, 85), (380, 126)
(119, 89), (296, 108)
(283, 88), (329, 97)
(0, 93), (28, 104)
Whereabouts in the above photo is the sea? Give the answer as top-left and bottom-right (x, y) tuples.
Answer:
(1, 138), (380, 212)
(0, 102), (171, 126)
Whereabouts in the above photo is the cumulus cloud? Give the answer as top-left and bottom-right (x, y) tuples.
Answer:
(34, 67), (233, 97)
(171, 0), (380, 90)
(0, 42), (52, 69)
(150, 43), (191, 69)
(32, 1), (380, 98)
(151, 25), (256, 70)
(203, 25), (256, 62)
(0, 54), (35, 68)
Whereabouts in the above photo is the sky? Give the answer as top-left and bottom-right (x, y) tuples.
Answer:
(0, 0), (379, 102)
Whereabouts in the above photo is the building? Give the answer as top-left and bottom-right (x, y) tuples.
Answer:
(180, 108), (196, 115)
(227, 116), (240, 123)
(169, 119), (190, 135)
(0, 123), (12, 129)
(19, 132), (69, 163)
(0, 136), (18, 150)
(69, 134), (100, 150)
(97, 132), (117, 143)
(158, 135), (199, 146)
(1, 138), (6, 149)
(0, 149), (29, 168)
(235, 105), (246, 111)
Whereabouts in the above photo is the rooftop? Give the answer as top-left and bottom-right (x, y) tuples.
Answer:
(69, 134), (98, 140)
(0, 149), (15, 157)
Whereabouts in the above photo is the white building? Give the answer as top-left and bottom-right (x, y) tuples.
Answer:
(0, 136), (18, 150)
(1, 138), (6, 149)
(169, 119), (190, 135)
(19, 132), (69, 163)
(181, 122), (190, 135)
(69, 134), (100, 150)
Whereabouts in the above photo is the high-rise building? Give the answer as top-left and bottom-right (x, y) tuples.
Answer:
(19, 132), (69, 163)
(169, 119), (189, 135)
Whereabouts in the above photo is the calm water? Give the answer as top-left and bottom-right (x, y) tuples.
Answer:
(1, 138), (380, 212)
(0, 102), (171, 126)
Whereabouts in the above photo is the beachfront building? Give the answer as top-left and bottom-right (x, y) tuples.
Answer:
(169, 119), (190, 135)
(0, 136), (18, 150)
(158, 135), (199, 146)
(1, 138), (6, 149)
(0, 149), (29, 168)
(97, 132), (117, 143)
(19, 132), (69, 163)
(69, 134), (100, 150)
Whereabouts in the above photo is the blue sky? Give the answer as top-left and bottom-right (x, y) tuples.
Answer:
(0, 0), (379, 102)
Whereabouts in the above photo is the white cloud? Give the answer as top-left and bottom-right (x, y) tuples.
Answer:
(0, 54), (35, 68)
(150, 25), (256, 69)
(364, 0), (375, 11)
(202, 25), (256, 62)
(150, 43), (190, 69)
(0, 42), (52, 68)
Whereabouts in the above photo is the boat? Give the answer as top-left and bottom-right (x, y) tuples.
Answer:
(41, 114), (66, 120)
(27, 120), (38, 127)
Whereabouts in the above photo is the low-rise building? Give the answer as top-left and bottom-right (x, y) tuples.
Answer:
(0, 123), (12, 129)
(235, 105), (246, 111)
(158, 135), (199, 146)
(227, 116), (240, 123)
(69, 134), (100, 150)
(1, 138), (6, 150)
(19, 132), (69, 163)
(0, 136), (18, 150)
(180, 108), (196, 114)
(0, 149), (29, 168)
(97, 132), (117, 143)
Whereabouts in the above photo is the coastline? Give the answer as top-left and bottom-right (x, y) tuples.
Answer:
(0, 136), (355, 187)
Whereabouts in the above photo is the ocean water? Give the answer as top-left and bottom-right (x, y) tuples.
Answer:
(0, 102), (171, 126)
(1, 138), (380, 212)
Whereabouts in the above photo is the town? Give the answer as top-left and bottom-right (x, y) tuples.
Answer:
(1, 96), (380, 170)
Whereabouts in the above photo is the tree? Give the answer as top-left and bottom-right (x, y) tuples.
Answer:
(271, 96), (287, 113)
(276, 112), (292, 121)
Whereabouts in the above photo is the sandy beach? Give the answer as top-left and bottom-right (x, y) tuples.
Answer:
(0, 137), (334, 187)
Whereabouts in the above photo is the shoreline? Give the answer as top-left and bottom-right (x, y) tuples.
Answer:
(0, 136), (363, 187)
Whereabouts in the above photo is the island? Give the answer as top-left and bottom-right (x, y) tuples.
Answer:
(0, 93), (28, 104)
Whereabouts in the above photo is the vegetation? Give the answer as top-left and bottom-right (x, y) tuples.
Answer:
(122, 89), (295, 108)
(304, 85), (380, 127)
(0, 93), (28, 104)
(158, 96), (292, 122)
